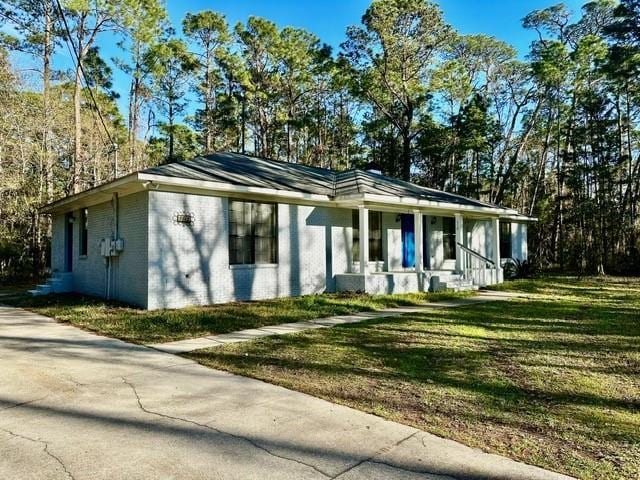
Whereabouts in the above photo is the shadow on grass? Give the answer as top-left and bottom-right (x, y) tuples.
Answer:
(187, 281), (640, 476)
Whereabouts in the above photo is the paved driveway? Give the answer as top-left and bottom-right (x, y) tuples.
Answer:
(0, 304), (573, 480)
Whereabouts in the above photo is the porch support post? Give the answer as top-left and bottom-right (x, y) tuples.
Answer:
(359, 206), (369, 274)
(455, 213), (464, 272)
(492, 217), (502, 282)
(414, 211), (423, 273)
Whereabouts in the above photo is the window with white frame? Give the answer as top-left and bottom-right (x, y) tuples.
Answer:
(352, 210), (383, 262)
(229, 200), (277, 265)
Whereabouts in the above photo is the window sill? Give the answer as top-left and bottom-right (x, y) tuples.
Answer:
(229, 263), (278, 270)
(79, 255), (88, 260)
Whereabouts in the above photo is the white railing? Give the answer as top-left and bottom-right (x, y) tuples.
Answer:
(457, 242), (498, 287)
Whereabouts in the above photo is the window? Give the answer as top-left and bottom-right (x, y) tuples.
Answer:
(79, 208), (88, 256)
(352, 210), (383, 262)
(500, 221), (512, 259)
(229, 200), (277, 265)
(442, 217), (456, 260)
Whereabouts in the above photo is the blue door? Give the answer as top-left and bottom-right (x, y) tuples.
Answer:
(401, 214), (415, 268)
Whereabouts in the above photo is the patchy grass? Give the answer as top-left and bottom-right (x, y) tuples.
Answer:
(0, 282), (36, 297)
(0, 288), (469, 344)
(185, 276), (640, 480)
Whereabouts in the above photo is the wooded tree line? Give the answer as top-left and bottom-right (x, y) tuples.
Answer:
(0, 0), (639, 279)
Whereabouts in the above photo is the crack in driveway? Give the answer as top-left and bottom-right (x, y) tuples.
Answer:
(0, 426), (75, 480)
(0, 395), (50, 412)
(329, 431), (458, 480)
(122, 377), (333, 478)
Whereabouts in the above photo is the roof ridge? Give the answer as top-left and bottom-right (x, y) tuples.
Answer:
(205, 151), (339, 176)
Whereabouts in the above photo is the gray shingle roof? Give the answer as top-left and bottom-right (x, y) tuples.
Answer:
(142, 152), (506, 210)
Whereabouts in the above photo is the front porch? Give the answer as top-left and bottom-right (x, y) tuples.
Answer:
(334, 206), (505, 294)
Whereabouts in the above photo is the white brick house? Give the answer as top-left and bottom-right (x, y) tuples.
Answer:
(40, 152), (532, 309)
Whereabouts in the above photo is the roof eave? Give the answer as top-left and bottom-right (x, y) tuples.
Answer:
(137, 173), (335, 204)
(354, 193), (517, 216)
(499, 214), (538, 223)
(39, 173), (141, 214)
(39, 169), (536, 221)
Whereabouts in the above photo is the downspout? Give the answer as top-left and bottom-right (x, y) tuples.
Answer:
(106, 192), (119, 300)
(112, 192), (120, 300)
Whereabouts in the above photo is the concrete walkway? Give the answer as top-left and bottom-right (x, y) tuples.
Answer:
(150, 290), (526, 354)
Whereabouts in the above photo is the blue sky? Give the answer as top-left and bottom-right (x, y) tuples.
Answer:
(158, 0), (585, 55)
(12, 0), (587, 122)
(147, 0), (582, 117)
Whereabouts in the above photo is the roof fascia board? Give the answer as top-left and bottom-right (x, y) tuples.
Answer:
(40, 173), (140, 214)
(360, 193), (515, 216)
(500, 214), (538, 223)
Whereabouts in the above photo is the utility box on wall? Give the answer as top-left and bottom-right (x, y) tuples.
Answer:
(100, 238), (125, 257)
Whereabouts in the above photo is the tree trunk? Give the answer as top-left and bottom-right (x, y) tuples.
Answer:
(241, 94), (246, 154)
(205, 45), (213, 153)
(401, 130), (411, 181)
(43, 1), (53, 202)
(168, 101), (174, 162)
(128, 57), (140, 172)
(73, 62), (82, 193)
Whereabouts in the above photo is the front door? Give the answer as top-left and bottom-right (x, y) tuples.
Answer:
(64, 212), (73, 272)
(401, 214), (415, 268)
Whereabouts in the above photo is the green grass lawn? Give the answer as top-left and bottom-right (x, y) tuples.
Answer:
(0, 286), (468, 344)
(185, 276), (640, 480)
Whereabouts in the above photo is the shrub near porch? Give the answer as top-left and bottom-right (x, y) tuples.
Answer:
(186, 277), (640, 480)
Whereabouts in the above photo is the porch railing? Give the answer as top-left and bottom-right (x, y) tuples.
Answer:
(456, 242), (497, 287)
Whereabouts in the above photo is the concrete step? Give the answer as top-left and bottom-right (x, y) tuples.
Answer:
(29, 284), (52, 296)
(444, 285), (479, 293)
(438, 274), (463, 282)
(44, 273), (73, 293)
(441, 276), (478, 292)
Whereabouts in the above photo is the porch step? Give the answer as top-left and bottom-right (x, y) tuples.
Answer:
(29, 272), (73, 296)
(29, 284), (52, 296)
(431, 274), (478, 293)
(443, 281), (478, 293)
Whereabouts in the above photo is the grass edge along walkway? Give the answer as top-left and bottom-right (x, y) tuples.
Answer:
(0, 289), (475, 344)
(150, 290), (524, 353)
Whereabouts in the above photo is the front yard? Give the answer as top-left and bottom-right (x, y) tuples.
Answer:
(0, 287), (466, 344)
(185, 277), (640, 480)
(2, 277), (638, 478)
